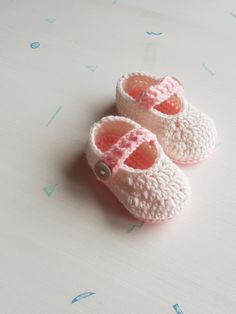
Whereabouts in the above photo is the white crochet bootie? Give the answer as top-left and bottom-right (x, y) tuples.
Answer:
(116, 72), (217, 164)
(86, 116), (191, 222)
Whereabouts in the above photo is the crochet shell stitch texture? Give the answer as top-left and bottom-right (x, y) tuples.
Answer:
(116, 72), (217, 164)
(86, 116), (191, 222)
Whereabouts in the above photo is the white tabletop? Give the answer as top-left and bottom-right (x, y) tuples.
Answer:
(1, 0), (236, 313)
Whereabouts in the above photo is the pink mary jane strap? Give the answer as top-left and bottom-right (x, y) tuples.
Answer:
(94, 127), (155, 180)
(137, 76), (183, 110)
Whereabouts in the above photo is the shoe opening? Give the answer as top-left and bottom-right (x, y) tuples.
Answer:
(95, 120), (157, 170)
(123, 74), (182, 115)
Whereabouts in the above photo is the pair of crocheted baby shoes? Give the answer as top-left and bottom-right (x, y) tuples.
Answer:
(86, 73), (217, 222)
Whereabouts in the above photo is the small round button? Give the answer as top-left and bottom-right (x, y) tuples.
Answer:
(94, 161), (112, 180)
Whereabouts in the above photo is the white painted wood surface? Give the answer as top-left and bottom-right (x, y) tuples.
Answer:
(0, 0), (235, 313)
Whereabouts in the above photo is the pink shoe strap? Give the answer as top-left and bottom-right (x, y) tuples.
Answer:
(96, 127), (156, 178)
(137, 76), (183, 110)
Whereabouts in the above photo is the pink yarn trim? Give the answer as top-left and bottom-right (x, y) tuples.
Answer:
(101, 127), (156, 174)
(137, 76), (183, 110)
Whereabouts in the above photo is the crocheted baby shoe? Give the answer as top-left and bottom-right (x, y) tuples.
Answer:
(86, 116), (191, 222)
(116, 72), (217, 164)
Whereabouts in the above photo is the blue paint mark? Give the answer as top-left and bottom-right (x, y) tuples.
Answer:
(71, 292), (95, 304)
(146, 31), (163, 36)
(138, 222), (145, 228)
(43, 184), (57, 197)
(127, 221), (145, 232)
(202, 63), (214, 76)
(30, 42), (40, 49)
(46, 105), (62, 126)
(127, 224), (136, 233)
(44, 17), (56, 23)
(86, 65), (98, 72)
(231, 13), (236, 19)
(112, 0), (118, 4)
(173, 304), (184, 314)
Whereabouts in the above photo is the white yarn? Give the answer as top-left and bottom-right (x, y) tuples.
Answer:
(116, 72), (217, 164)
(86, 116), (191, 222)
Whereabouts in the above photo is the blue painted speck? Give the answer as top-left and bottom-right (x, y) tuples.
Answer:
(71, 291), (95, 304)
(44, 17), (56, 23)
(173, 304), (184, 314)
(146, 31), (163, 36)
(86, 65), (98, 72)
(30, 42), (40, 49)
